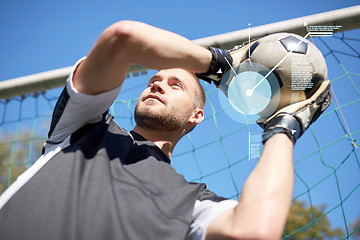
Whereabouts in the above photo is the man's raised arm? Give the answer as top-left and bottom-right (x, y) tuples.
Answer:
(72, 20), (212, 95)
(203, 83), (331, 239)
(205, 134), (294, 240)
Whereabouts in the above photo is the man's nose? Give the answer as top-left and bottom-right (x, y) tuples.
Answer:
(151, 81), (165, 94)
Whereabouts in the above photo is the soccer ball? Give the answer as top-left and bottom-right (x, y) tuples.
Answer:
(223, 32), (328, 119)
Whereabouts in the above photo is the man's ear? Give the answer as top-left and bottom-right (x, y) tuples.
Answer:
(188, 108), (204, 125)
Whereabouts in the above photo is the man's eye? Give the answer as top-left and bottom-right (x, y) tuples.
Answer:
(173, 83), (182, 88)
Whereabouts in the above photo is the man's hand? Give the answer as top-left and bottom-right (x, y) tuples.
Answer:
(196, 43), (255, 87)
(257, 79), (332, 144)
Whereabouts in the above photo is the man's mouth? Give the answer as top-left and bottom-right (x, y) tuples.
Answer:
(144, 94), (164, 104)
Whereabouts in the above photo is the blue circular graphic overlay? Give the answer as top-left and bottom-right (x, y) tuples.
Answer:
(218, 62), (280, 124)
(228, 71), (271, 115)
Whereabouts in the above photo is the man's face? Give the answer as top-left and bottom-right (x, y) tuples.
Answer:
(134, 68), (202, 131)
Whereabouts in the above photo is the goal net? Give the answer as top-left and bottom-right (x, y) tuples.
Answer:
(1, 6), (359, 239)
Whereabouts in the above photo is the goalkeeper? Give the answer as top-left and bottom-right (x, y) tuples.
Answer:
(0, 21), (330, 240)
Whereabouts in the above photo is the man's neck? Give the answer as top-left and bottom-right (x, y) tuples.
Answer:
(132, 125), (185, 159)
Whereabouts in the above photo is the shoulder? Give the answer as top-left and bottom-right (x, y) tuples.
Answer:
(47, 57), (122, 144)
(187, 187), (238, 240)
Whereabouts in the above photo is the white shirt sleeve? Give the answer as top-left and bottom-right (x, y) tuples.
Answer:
(187, 199), (239, 240)
(48, 57), (123, 143)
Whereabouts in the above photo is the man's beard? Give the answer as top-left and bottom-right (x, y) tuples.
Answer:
(134, 102), (189, 131)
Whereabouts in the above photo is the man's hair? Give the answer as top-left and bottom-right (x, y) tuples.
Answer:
(192, 75), (206, 110)
(186, 75), (206, 134)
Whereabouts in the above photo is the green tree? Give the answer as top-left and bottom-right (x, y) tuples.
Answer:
(350, 214), (360, 239)
(0, 130), (44, 194)
(284, 200), (344, 239)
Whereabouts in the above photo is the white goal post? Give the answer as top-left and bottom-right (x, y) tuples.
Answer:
(0, 5), (360, 100)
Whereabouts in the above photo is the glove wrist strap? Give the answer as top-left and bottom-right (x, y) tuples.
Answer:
(196, 47), (232, 86)
(262, 113), (302, 144)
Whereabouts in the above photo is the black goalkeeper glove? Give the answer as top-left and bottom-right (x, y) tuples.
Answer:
(257, 79), (332, 144)
(196, 43), (254, 88)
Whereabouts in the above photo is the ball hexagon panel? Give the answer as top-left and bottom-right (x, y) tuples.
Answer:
(279, 35), (308, 54)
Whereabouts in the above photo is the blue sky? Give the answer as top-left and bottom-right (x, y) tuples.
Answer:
(1, 0), (360, 236)
(0, 0), (357, 80)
